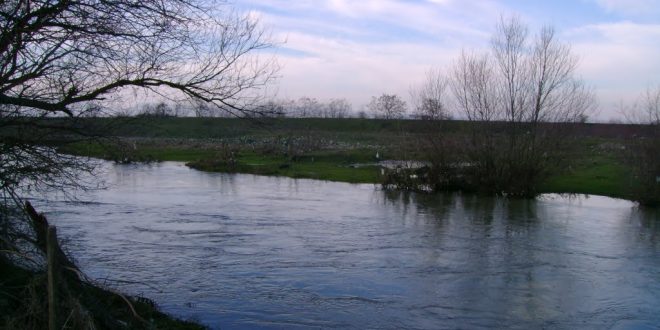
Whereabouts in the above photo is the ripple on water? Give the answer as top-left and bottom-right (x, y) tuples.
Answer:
(35, 162), (660, 330)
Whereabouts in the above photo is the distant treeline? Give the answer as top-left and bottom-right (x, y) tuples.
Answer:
(20, 116), (656, 140)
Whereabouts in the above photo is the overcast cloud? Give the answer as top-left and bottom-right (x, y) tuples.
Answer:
(235, 0), (660, 121)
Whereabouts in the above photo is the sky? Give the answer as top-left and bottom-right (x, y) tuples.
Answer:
(234, 0), (660, 121)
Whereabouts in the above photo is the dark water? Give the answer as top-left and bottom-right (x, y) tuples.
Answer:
(36, 162), (660, 329)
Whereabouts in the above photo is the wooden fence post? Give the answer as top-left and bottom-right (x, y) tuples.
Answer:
(47, 225), (59, 330)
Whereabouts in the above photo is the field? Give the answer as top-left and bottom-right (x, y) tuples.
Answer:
(60, 117), (641, 200)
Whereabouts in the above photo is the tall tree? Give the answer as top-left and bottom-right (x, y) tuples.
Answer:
(0, 0), (277, 195)
(0, 0), (276, 117)
(436, 17), (594, 196)
(493, 17), (593, 195)
(410, 69), (451, 120)
(368, 94), (406, 119)
(0, 0), (277, 287)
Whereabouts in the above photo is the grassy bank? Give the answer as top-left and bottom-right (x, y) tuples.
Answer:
(1, 201), (206, 329)
(540, 154), (632, 198)
(187, 149), (383, 183)
(56, 117), (641, 201)
(0, 258), (204, 329)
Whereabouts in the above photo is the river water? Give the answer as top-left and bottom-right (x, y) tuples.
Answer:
(34, 162), (660, 329)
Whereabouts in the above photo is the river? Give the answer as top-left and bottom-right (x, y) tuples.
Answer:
(34, 161), (660, 329)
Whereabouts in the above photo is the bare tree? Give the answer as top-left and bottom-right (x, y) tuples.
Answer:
(288, 97), (352, 118)
(410, 69), (451, 120)
(292, 97), (323, 118)
(326, 98), (352, 118)
(624, 86), (660, 125)
(368, 94), (406, 119)
(450, 51), (499, 122)
(625, 85), (660, 205)
(491, 16), (530, 123)
(416, 17), (594, 196)
(0, 1), (278, 320)
(254, 100), (287, 118)
(0, 0), (277, 184)
(644, 86), (660, 125)
(138, 102), (177, 117)
(446, 50), (504, 189)
(0, 1), (277, 117)
(192, 100), (214, 117)
(486, 17), (594, 124)
(248, 97), (349, 118)
(0, 0), (277, 189)
(527, 26), (593, 124)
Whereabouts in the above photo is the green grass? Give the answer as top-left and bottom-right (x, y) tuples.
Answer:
(541, 155), (632, 199)
(129, 147), (216, 162)
(69, 138), (635, 200)
(187, 149), (383, 184)
(60, 141), (217, 162)
(64, 141), (384, 183)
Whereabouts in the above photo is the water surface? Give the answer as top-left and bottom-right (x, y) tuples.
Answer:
(37, 162), (660, 329)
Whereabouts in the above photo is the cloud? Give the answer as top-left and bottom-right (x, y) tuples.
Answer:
(590, 0), (660, 16)
(274, 31), (461, 107)
(238, 1), (660, 120)
(567, 22), (660, 117)
(572, 21), (660, 43)
(243, 0), (504, 43)
(569, 22), (660, 83)
(323, 0), (500, 39)
(235, 0), (502, 108)
(238, 0), (509, 108)
(427, 0), (452, 4)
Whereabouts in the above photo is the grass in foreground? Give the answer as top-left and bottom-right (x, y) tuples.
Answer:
(0, 258), (205, 329)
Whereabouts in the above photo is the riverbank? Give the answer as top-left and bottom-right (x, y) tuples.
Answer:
(64, 138), (634, 200)
(58, 117), (637, 201)
(0, 258), (205, 329)
(0, 202), (207, 329)
(182, 146), (632, 199)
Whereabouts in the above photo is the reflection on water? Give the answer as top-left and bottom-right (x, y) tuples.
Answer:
(35, 162), (660, 329)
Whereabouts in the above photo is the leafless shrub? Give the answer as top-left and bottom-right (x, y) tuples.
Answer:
(625, 86), (660, 205)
